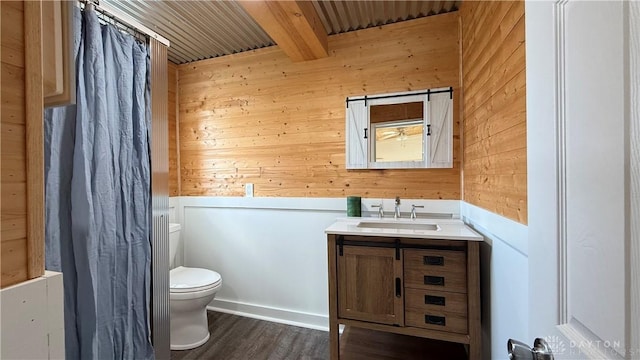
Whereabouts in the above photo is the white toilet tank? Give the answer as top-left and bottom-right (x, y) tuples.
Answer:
(169, 223), (181, 269)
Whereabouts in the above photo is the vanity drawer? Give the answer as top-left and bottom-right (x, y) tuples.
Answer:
(405, 288), (467, 316)
(405, 309), (468, 334)
(404, 249), (467, 293)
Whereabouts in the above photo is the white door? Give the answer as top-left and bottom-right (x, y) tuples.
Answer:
(524, 1), (638, 359)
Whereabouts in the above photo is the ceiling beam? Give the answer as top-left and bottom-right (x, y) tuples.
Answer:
(238, 0), (328, 62)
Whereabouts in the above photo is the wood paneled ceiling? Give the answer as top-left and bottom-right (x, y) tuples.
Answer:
(101, 0), (460, 64)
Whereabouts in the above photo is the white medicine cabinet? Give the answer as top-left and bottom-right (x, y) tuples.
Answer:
(345, 87), (453, 169)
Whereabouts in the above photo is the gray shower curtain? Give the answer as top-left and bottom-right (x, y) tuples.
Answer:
(45, 7), (154, 360)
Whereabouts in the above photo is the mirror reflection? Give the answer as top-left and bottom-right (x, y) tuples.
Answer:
(370, 102), (424, 163)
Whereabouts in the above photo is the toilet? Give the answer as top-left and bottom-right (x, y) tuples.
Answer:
(169, 223), (222, 350)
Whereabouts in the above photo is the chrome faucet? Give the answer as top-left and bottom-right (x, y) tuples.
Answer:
(394, 196), (401, 219)
(371, 203), (384, 218)
(410, 204), (424, 220)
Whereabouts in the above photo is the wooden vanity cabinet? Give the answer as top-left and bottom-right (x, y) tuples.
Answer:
(327, 235), (481, 360)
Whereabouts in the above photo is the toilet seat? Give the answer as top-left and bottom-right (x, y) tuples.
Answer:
(170, 266), (222, 293)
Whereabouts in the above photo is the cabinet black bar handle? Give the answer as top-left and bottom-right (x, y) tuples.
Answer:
(424, 256), (444, 266)
(425, 315), (446, 326)
(364, 128), (368, 139)
(395, 278), (402, 298)
(424, 275), (445, 286)
(425, 295), (446, 306)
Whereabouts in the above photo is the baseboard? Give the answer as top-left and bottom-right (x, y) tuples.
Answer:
(207, 298), (329, 332)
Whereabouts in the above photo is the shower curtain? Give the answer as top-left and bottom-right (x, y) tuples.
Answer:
(45, 6), (154, 360)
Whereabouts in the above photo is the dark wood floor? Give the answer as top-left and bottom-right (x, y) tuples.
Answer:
(171, 311), (467, 360)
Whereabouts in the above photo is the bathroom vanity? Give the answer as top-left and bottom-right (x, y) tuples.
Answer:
(325, 218), (483, 359)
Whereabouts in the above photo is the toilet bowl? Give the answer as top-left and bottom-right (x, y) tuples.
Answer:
(169, 223), (223, 350)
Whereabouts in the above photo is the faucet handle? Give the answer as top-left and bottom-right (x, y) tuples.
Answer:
(395, 196), (401, 205)
(371, 203), (384, 218)
(410, 204), (424, 220)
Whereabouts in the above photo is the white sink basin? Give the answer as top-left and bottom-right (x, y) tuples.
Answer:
(357, 221), (440, 231)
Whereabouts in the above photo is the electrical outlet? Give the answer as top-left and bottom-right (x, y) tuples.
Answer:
(245, 183), (254, 197)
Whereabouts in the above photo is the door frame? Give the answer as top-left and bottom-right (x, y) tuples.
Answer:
(527, 0), (639, 358)
(629, 2), (639, 357)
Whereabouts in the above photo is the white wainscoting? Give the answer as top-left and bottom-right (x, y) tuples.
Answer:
(171, 196), (459, 330)
(169, 197), (179, 223)
(0, 271), (65, 360)
(172, 196), (528, 352)
(462, 202), (529, 360)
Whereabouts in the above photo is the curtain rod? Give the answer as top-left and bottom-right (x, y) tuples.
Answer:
(78, 0), (170, 47)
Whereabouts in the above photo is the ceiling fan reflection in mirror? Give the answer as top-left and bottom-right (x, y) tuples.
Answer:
(374, 120), (423, 142)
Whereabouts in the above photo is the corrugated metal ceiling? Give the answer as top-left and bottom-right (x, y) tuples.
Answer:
(313, 1), (459, 34)
(101, 1), (460, 64)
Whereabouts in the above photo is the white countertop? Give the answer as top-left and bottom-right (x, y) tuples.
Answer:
(325, 217), (483, 241)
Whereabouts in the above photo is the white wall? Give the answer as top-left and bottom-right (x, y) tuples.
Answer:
(0, 271), (65, 360)
(462, 202), (529, 360)
(171, 196), (459, 330)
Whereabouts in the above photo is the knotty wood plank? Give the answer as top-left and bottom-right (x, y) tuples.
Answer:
(463, 78), (526, 146)
(1, 2), (25, 52)
(1, 0), (29, 287)
(177, 13), (461, 199)
(464, 123), (526, 161)
(464, 68), (526, 132)
(1, 216), (27, 243)
(464, 36), (525, 116)
(463, 16), (525, 98)
(461, 1), (527, 224)
(0, 238), (28, 287)
(1, 63), (26, 126)
(463, 148), (527, 175)
(462, 1), (523, 78)
(1, 45), (24, 68)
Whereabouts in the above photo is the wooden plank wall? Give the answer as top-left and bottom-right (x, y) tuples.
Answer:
(177, 13), (461, 199)
(460, 1), (527, 224)
(168, 62), (179, 196)
(1, 1), (29, 287)
(1, 0), (45, 287)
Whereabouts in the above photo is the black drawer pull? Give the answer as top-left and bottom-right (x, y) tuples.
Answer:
(425, 315), (446, 326)
(425, 295), (446, 306)
(395, 278), (402, 298)
(424, 275), (445, 286)
(424, 256), (444, 266)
